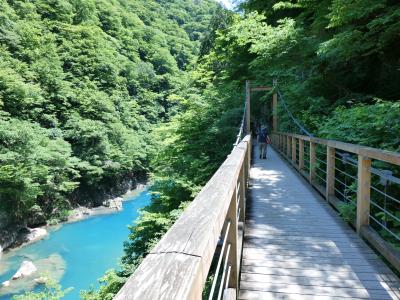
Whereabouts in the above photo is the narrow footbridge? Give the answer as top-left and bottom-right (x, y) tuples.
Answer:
(115, 83), (400, 300)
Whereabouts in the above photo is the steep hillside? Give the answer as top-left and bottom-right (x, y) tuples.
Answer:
(0, 0), (218, 228)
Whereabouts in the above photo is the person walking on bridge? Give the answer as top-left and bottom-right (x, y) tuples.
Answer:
(257, 125), (270, 159)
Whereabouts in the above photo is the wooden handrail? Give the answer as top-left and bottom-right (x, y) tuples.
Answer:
(271, 132), (400, 272)
(275, 132), (400, 165)
(115, 135), (252, 300)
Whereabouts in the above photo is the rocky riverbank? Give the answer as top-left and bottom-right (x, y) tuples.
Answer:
(0, 183), (147, 256)
(0, 254), (66, 296)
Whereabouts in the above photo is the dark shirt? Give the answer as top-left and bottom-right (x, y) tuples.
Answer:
(257, 128), (268, 143)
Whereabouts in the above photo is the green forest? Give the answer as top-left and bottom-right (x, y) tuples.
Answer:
(1, 0), (400, 299)
(0, 0), (218, 225)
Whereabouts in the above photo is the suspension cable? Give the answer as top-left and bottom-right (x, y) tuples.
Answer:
(276, 85), (398, 185)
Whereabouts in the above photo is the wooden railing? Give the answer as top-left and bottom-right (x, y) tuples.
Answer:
(271, 132), (400, 271)
(115, 135), (252, 300)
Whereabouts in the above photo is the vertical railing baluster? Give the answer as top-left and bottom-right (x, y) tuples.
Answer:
(356, 155), (371, 233)
(286, 135), (291, 158)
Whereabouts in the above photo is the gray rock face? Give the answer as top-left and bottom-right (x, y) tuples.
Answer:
(0, 211), (9, 229)
(0, 226), (20, 251)
(26, 205), (46, 227)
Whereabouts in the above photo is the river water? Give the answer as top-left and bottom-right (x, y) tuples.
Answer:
(0, 190), (151, 299)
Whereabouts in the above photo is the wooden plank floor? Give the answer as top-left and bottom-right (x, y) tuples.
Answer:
(239, 146), (400, 300)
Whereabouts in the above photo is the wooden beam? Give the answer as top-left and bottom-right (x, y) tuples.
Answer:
(114, 253), (202, 300)
(223, 288), (237, 300)
(326, 146), (335, 201)
(309, 142), (316, 183)
(238, 165), (245, 223)
(116, 135), (252, 300)
(292, 137), (296, 166)
(299, 139), (304, 170)
(356, 155), (371, 233)
(286, 136), (291, 158)
(276, 132), (400, 166)
(360, 225), (400, 273)
(272, 92), (278, 132)
(226, 189), (238, 290)
(250, 86), (272, 92)
(246, 81), (251, 134)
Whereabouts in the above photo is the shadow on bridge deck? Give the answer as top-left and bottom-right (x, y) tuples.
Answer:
(240, 145), (400, 300)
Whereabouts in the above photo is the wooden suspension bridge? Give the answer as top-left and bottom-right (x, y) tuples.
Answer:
(115, 82), (400, 299)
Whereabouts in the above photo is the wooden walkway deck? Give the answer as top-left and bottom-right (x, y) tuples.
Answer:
(240, 146), (400, 300)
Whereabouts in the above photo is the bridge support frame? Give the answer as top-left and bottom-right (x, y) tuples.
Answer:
(245, 80), (277, 133)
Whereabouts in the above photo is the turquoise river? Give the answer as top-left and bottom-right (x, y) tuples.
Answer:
(0, 190), (151, 299)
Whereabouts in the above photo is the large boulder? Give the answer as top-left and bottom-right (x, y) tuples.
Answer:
(103, 197), (123, 211)
(25, 228), (47, 243)
(0, 254), (66, 297)
(12, 261), (37, 280)
(1, 280), (10, 287)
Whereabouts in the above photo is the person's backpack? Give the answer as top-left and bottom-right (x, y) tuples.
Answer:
(258, 128), (268, 143)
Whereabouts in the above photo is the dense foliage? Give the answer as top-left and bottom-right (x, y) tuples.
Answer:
(226, 0), (400, 150)
(4, 0), (400, 299)
(81, 7), (243, 300)
(0, 0), (217, 224)
(83, 0), (400, 298)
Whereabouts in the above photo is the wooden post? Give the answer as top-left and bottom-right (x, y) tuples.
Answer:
(272, 79), (278, 133)
(272, 93), (278, 133)
(226, 187), (238, 290)
(326, 147), (336, 201)
(292, 137), (296, 166)
(238, 166), (246, 222)
(245, 81), (251, 135)
(356, 155), (371, 233)
(247, 136), (251, 182)
(299, 139), (304, 170)
(278, 135), (281, 152)
(286, 136), (291, 158)
(310, 142), (316, 183)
